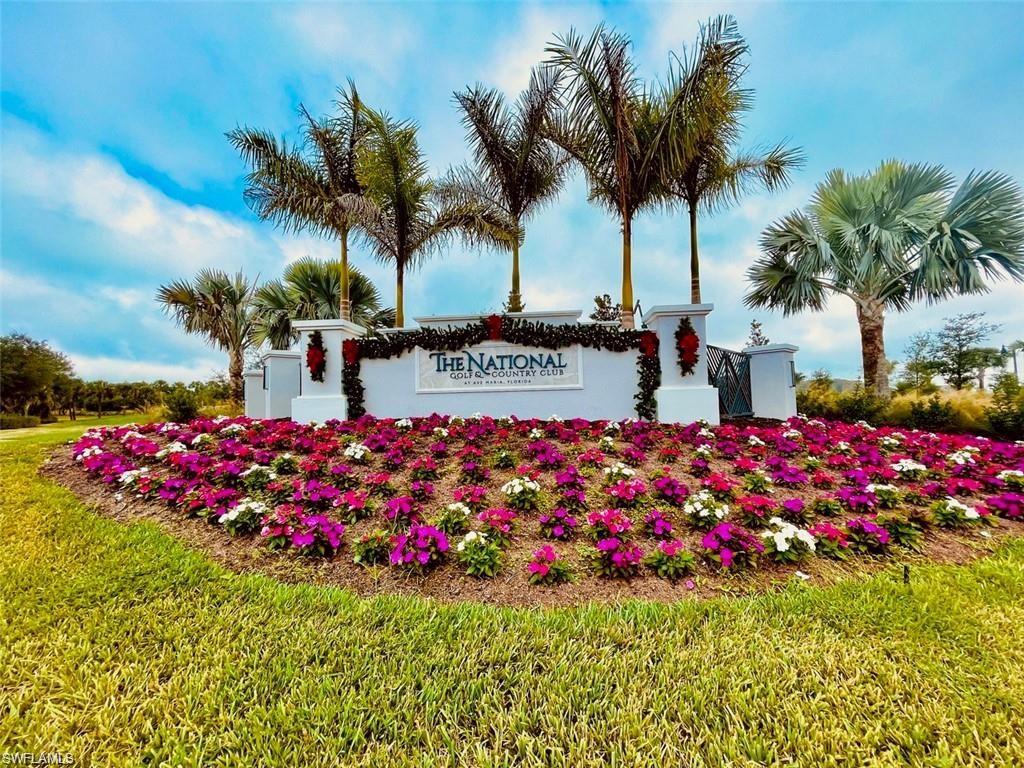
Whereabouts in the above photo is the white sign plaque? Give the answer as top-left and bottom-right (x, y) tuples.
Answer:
(416, 343), (583, 393)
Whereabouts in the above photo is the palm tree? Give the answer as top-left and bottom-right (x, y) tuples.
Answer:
(227, 82), (375, 321)
(658, 15), (803, 303)
(438, 66), (569, 312)
(545, 25), (668, 328)
(251, 257), (394, 349)
(745, 161), (1024, 396)
(156, 269), (258, 406)
(357, 108), (506, 326)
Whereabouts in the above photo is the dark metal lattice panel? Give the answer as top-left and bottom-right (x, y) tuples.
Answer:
(706, 345), (753, 417)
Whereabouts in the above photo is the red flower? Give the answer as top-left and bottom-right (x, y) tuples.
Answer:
(342, 338), (360, 365)
(639, 331), (658, 357)
(306, 347), (325, 370)
(678, 332), (699, 365)
(485, 314), (503, 341)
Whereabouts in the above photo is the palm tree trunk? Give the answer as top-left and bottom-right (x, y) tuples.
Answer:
(395, 262), (405, 328)
(339, 229), (351, 322)
(228, 347), (245, 407)
(620, 217), (635, 328)
(855, 299), (889, 397)
(688, 204), (701, 304)
(508, 240), (523, 313)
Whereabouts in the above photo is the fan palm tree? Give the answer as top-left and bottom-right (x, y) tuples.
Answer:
(251, 257), (394, 349)
(156, 269), (258, 406)
(357, 107), (506, 326)
(227, 81), (375, 322)
(545, 25), (669, 328)
(658, 15), (803, 303)
(745, 161), (1024, 396)
(438, 67), (569, 312)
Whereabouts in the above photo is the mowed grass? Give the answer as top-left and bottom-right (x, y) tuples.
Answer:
(2, 424), (1023, 766)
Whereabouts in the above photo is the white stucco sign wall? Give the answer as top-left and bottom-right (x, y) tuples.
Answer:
(415, 343), (583, 393)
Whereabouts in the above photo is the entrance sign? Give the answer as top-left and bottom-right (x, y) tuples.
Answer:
(416, 343), (583, 393)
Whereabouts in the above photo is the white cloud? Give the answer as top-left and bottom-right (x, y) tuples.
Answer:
(69, 353), (224, 384)
(488, 4), (602, 95)
(2, 118), (285, 279)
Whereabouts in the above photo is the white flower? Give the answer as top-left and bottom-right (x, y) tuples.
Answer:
(997, 469), (1023, 481)
(603, 421), (621, 434)
(433, 427), (450, 438)
(114, 492), (124, 502)
(501, 477), (540, 497)
(446, 502), (472, 518)
(695, 443), (713, 458)
(156, 441), (188, 458)
(395, 418), (413, 429)
(529, 428), (544, 440)
(76, 446), (103, 462)
(602, 462), (636, 481)
(343, 443), (371, 460)
(890, 458), (926, 474)
(117, 468), (149, 486)
(219, 423), (245, 435)
(456, 530), (487, 552)
(761, 518), (816, 553)
(549, 414), (561, 421)
(119, 430), (144, 443)
(782, 429), (802, 441)
(748, 435), (766, 447)
(835, 441), (851, 453)
(855, 420), (877, 431)
(191, 433), (213, 447)
(947, 450), (976, 466)
(683, 490), (728, 521)
(697, 426), (715, 440)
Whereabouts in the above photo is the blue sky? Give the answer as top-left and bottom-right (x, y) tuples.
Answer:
(2, 1), (1022, 383)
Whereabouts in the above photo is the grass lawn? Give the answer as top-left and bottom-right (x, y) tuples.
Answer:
(2, 422), (1023, 766)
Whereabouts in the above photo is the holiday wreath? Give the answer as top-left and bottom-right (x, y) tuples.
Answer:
(674, 317), (700, 377)
(342, 315), (660, 420)
(306, 330), (327, 383)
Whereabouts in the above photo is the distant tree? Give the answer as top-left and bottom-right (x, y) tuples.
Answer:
(746, 319), (770, 347)
(156, 269), (258, 406)
(897, 332), (940, 392)
(745, 162), (1024, 396)
(0, 333), (74, 415)
(589, 294), (622, 322)
(971, 347), (1007, 390)
(930, 312), (1001, 390)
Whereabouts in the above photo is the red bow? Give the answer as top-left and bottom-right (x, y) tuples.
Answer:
(485, 314), (503, 341)
(639, 331), (658, 357)
(342, 339), (360, 365)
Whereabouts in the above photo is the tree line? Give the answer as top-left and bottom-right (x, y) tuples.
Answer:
(0, 333), (229, 424)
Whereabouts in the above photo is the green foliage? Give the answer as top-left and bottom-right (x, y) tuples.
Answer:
(163, 385), (200, 424)
(589, 294), (621, 322)
(986, 373), (1024, 439)
(456, 531), (503, 578)
(906, 394), (957, 432)
(930, 313), (1001, 390)
(352, 529), (391, 567)
(644, 545), (696, 581)
(835, 385), (889, 424)
(0, 414), (41, 430)
(897, 332), (940, 393)
(0, 333), (74, 417)
(796, 369), (839, 418)
(4, 427), (1024, 764)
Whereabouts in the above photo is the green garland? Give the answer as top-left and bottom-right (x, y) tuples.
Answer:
(674, 317), (700, 377)
(343, 315), (660, 420)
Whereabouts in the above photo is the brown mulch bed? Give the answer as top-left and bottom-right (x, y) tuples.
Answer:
(40, 451), (1021, 609)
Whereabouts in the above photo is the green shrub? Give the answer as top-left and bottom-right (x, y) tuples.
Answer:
(0, 414), (41, 430)
(835, 385), (888, 424)
(986, 373), (1024, 439)
(163, 385), (199, 423)
(905, 394), (957, 432)
(796, 370), (840, 418)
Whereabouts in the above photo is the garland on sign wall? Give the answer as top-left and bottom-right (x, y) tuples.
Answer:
(306, 330), (327, 383)
(674, 317), (700, 377)
(342, 315), (661, 420)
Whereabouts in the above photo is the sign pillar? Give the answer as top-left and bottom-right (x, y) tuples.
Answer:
(642, 304), (720, 425)
(291, 319), (366, 424)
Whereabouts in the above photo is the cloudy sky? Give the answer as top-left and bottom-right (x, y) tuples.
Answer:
(2, 1), (1022, 383)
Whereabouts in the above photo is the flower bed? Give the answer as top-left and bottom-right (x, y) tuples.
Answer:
(61, 414), (1024, 604)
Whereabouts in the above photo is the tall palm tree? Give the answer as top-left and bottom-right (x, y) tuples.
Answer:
(545, 25), (668, 328)
(745, 161), (1024, 396)
(156, 269), (258, 406)
(227, 81), (374, 321)
(658, 15), (803, 303)
(438, 67), (569, 312)
(357, 108), (506, 326)
(251, 257), (394, 349)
